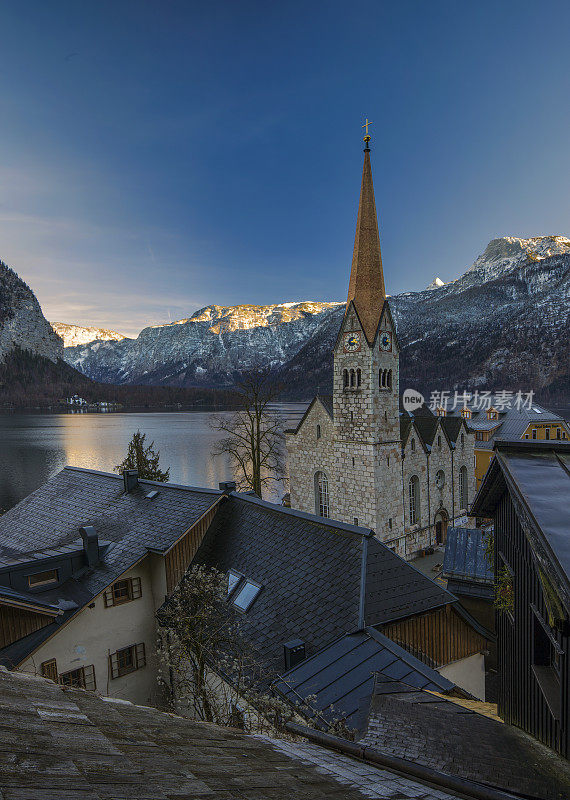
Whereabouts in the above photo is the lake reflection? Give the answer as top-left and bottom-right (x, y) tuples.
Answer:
(0, 405), (307, 511)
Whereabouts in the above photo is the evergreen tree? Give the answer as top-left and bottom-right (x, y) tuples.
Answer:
(115, 430), (170, 482)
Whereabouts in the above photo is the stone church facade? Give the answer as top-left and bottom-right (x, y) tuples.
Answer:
(286, 139), (475, 560)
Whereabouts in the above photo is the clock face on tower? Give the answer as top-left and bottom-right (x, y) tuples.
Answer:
(343, 332), (361, 352)
(379, 331), (392, 351)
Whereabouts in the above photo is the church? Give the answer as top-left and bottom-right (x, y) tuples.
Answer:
(286, 132), (475, 560)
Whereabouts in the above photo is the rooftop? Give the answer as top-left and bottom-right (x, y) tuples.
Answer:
(0, 666), (468, 800)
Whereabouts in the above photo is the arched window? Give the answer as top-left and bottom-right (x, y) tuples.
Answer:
(437, 435), (442, 448)
(343, 369), (349, 388)
(316, 424), (321, 440)
(387, 370), (392, 390)
(408, 475), (420, 526)
(356, 368), (361, 387)
(461, 433), (465, 447)
(315, 472), (330, 518)
(379, 369), (384, 388)
(459, 466), (468, 510)
(411, 438), (415, 452)
(350, 369), (356, 387)
(435, 469), (445, 489)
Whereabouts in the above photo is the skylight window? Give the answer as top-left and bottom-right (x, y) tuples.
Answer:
(145, 490), (159, 500)
(232, 579), (262, 612)
(227, 570), (243, 597)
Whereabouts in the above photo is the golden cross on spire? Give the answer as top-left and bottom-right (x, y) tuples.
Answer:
(362, 118), (372, 141)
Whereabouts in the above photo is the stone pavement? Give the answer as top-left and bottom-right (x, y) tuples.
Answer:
(257, 735), (461, 800)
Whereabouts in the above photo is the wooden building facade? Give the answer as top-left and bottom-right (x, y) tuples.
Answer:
(472, 441), (570, 758)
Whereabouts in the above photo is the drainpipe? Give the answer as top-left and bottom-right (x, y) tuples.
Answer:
(285, 722), (520, 800)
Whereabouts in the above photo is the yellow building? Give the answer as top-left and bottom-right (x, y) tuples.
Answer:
(444, 401), (569, 488)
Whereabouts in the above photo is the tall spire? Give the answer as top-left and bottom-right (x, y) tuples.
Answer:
(346, 130), (386, 342)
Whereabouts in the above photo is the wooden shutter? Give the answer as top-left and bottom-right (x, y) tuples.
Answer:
(135, 642), (146, 669)
(103, 587), (114, 608)
(40, 659), (58, 682)
(83, 664), (97, 691)
(109, 650), (120, 680)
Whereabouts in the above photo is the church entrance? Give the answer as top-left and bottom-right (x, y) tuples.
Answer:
(434, 509), (449, 545)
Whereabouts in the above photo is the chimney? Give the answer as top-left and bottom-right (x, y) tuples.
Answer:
(123, 469), (139, 493)
(80, 525), (99, 568)
(219, 481), (237, 493)
(283, 639), (306, 671)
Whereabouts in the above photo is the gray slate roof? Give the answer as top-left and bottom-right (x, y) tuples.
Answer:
(272, 627), (453, 732)
(195, 494), (455, 674)
(0, 667), (375, 800)
(0, 467), (222, 667)
(361, 682), (570, 799)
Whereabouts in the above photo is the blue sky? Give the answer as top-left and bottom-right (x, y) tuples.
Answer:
(1, 1), (569, 335)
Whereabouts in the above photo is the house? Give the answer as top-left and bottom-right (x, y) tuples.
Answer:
(444, 397), (569, 488)
(193, 491), (490, 699)
(0, 467), (224, 704)
(286, 136), (475, 560)
(0, 466), (490, 704)
(471, 440), (570, 759)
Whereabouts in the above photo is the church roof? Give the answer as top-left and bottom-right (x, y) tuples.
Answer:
(346, 146), (386, 342)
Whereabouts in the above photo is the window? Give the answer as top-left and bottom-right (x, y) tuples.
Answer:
(352, 457), (355, 467)
(556, 428), (561, 439)
(104, 577), (142, 608)
(532, 428), (537, 439)
(232, 579), (262, 612)
(386, 456), (390, 466)
(316, 424), (321, 440)
(379, 369), (391, 390)
(459, 466), (468, 510)
(315, 472), (330, 518)
(461, 433), (465, 447)
(353, 517), (359, 526)
(435, 470), (445, 489)
(436, 407), (446, 417)
(41, 659), (58, 683)
(387, 370), (392, 390)
(350, 411), (354, 422)
(487, 408), (499, 420)
(28, 569), (58, 588)
(356, 368), (361, 387)
(343, 369), (349, 388)
(227, 569), (243, 597)
(350, 369), (356, 388)
(411, 438), (415, 452)
(525, 434), (529, 439)
(59, 665), (96, 691)
(437, 435), (442, 448)
(109, 643), (146, 679)
(461, 408), (471, 419)
(532, 606), (562, 719)
(388, 518), (393, 530)
(408, 475), (420, 526)
(545, 428), (550, 440)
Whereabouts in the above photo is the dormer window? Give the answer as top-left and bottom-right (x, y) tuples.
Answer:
(28, 569), (58, 588)
(487, 408), (499, 421)
(436, 407), (447, 417)
(461, 408), (471, 419)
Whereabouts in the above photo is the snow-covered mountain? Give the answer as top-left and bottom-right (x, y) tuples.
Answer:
(59, 236), (570, 400)
(51, 323), (127, 348)
(0, 260), (63, 362)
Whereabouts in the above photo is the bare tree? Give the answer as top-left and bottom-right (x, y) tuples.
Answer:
(210, 370), (285, 497)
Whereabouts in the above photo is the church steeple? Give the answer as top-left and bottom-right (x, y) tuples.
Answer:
(346, 133), (386, 343)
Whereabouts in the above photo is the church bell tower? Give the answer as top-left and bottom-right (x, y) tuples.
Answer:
(332, 123), (403, 542)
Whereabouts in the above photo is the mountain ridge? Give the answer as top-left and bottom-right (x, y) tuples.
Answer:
(56, 235), (570, 401)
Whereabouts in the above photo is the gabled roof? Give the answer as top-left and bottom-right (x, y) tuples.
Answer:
(472, 441), (570, 612)
(442, 528), (494, 598)
(0, 467), (222, 666)
(287, 394), (333, 435)
(194, 492), (456, 673)
(272, 627), (454, 732)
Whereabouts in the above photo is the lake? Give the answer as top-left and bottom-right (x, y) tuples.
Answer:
(0, 405), (308, 512)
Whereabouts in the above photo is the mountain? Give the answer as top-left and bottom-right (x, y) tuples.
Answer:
(51, 323), (126, 348)
(59, 301), (343, 386)
(0, 260), (62, 362)
(59, 236), (570, 402)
